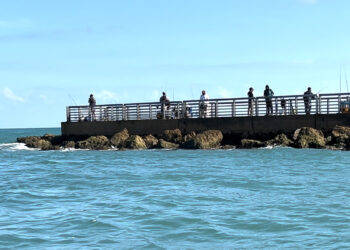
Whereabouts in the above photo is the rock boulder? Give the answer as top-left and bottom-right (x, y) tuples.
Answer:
(266, 134), (292, 147)
(183, 130), (223, 149)
(125, 135), (147, 149)
(162, 129), (182, 143)
(157, 139), (179, 149)
(143, 134), (158, 149)
(293, 127), (326, 148)
(77, 136), (110, 150)
(110, 128), (129, 148)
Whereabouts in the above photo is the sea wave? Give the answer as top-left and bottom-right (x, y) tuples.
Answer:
(0, 143), (37, 151)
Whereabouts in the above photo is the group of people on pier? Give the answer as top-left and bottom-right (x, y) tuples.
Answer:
(158, 85), (315, 118)
(87, 86), (316, 121)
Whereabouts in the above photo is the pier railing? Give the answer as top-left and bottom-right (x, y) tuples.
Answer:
(66, 93), (350, 122)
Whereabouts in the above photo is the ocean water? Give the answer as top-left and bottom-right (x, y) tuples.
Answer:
(1, 128), (350, 249)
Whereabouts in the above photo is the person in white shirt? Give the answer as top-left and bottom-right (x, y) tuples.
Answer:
(199, 90), (210, 118)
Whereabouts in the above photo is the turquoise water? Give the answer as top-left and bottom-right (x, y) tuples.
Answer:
(1, 128), (350, 249)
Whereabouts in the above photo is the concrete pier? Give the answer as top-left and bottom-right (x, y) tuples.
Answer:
(61, 114), (350, 138)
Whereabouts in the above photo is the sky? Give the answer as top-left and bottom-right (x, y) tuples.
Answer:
(1, 0), (350, 128)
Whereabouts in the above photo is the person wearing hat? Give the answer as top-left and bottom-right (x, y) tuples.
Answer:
(303, 87), (315, 115)
(88, 94), (96, 121)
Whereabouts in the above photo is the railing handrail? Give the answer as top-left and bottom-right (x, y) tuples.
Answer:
(66, 92), (350, 122)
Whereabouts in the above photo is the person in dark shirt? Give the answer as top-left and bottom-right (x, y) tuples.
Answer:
(263, 85), (274, 115)
(159, 92), (170, 119)
(247, 87), (254, 116)
(303, 87), (315, 114)
(88, 94), (96, 121)
(280, 98), (286, 115)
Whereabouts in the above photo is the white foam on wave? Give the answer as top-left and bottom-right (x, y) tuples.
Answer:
(0, 143), (37, 151)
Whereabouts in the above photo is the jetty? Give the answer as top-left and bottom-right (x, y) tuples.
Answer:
(62, 93), (350, 139)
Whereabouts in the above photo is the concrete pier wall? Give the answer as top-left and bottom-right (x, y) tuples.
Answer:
(61, 114), (350, 138)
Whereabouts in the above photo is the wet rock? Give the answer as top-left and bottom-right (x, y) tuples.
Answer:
(143, 134), (158, 149)
(240, 139), (265, 149)
(293, 127), (326, 148)
(162, 129), (182, 143)
(42, 134), (63, 145)
(221, 145), (236, 149)
(182, 131), (196, 144)
(110, 128), (129, 148)
(17, 136), (54, 150)
(331, 125), (350, 144)
(157, 139), (179, 149)
(183, 130), (223, 149)
(125, 135), (147, 150)
(61, 140), (76, 149)
(266, 134), (292, 147)
(17, 136), (40, 144)
(77, 136), (110, 150)
(34, 139), (53, 150)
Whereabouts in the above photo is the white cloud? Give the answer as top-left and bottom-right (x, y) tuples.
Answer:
(39, 95), (47, 101)
(298, 0), (318, 4)
(2, 87), (25, 102)
(217, 87), (233, 98)
(94, 90), (119, 103)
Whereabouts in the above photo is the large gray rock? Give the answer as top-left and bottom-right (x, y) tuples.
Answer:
(266, 134), (292, 147)
(162, 129), (182, 143)
(240, 139), (265, 149)
(110, 128), (129, 148)
(77, 136), (110, 150)
(143, 134), (158, 149)
(125, 135), (147, 150)
(293, 127), (326, 148)
(183, 130), (223, 149)
(331, 125), (350, 145)
(157, 139), (179, 149)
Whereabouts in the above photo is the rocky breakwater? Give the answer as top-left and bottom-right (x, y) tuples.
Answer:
(16, 125), (350, 151)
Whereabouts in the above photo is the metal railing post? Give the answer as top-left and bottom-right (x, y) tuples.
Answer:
(316, 95), (320, 114)
(338, 95), (341, 113)
(137, 104), (140, 120)
(255, 98), (259, 116)
(232, 100), (236, 117)
(149, 104), (152, 119)
(122, 105), (126, 120)
(295, 97), (298, 115)
(215, 101), (218, 118)
(327, 99), (330, 114)
(66, 107), (70, 122)
(182, 102), (186, 118)
(275, 98), (278, 115)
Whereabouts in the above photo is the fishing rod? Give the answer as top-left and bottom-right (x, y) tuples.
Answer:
(68, 94), (77, 106)
(340, 67), (342, 93)
(344, 66), (349, 93)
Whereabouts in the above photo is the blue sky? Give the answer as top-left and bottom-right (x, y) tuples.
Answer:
(1, 0), (350, 128)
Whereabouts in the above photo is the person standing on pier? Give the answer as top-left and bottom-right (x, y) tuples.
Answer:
(159, 92), (170, 119)
(247, 87), (254, 116)
(264, 85), (274, 115)
(303, 87), (315, 115)
(199, 90), (210, 118)
(88, 94), (96, 121)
